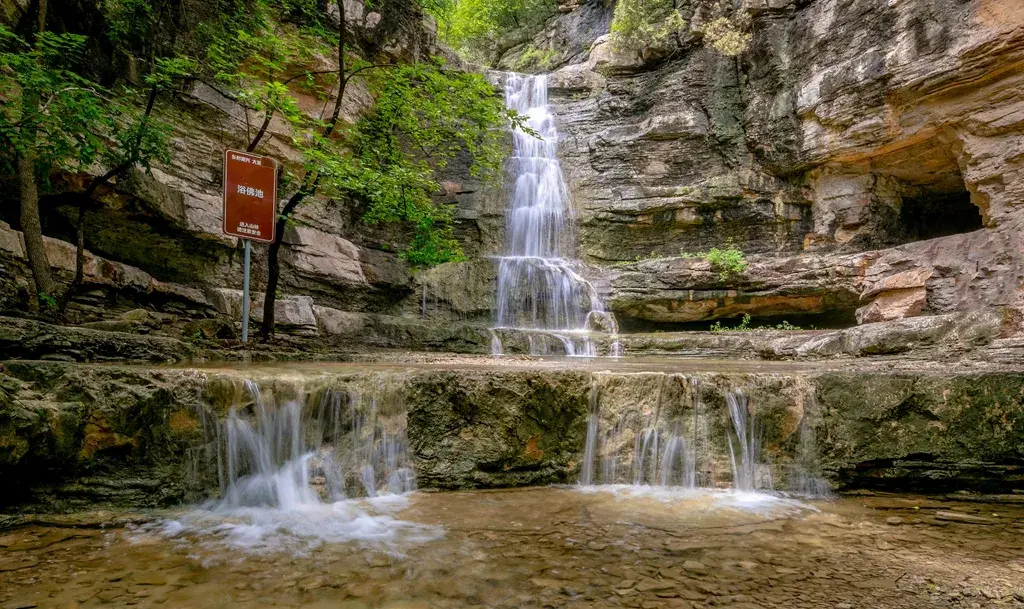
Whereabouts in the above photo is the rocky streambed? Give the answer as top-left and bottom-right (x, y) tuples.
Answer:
(2, 357), (1023, 513)
(1, 488), (1023, 609)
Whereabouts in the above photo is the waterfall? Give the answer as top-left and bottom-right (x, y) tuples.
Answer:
(213, 378), (415, 510)
(726, 389), (770, 492)
(578, 375), (698, 489)
(578, 377), (786, 494)
(492, 73), (621, 357)
(578, 382), (600, 485)
(153, 377), (442, 556)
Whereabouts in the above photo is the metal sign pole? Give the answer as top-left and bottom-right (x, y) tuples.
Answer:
(242, 239), (251, 344)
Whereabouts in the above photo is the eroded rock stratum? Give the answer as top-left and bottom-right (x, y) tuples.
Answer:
(1, 361), (1021, 511)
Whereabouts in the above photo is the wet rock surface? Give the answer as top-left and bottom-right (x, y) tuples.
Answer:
(1, 359), (1022, 511)
(1, 488), (1023, 608)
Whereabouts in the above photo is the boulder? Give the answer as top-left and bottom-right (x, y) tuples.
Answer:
(208, 288), (318, 335)
(856, 288), (928, 324)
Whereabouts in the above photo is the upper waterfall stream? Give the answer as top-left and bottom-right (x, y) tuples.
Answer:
(492, 74), (621, 357)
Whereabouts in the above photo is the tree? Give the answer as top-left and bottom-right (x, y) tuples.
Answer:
(210, 0), (526, 340)
(608, 0), (750, 56)
(609, 0), (685, 52)
(0, 0), (176, 316)
(437, 0), (557, 64)
(3, 0), (522, 339)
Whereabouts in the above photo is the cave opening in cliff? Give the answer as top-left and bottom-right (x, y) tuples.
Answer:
(863, 134), (985, 244)
(899, 188), (982, 241)
(617, 308), (860, 333)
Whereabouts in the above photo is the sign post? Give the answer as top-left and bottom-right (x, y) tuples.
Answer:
(222, 149), (278, 344)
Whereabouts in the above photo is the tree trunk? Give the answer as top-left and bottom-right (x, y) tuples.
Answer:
(258, 0), (347, 341)
(18, 152), (57, 309)
(260, 225), (286, 339)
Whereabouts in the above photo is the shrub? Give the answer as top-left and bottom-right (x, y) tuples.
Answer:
(681, 244), (748, 281)
(609, 0), (685, 52)
(437, 0), (557, 63)
(699, 16), (751, 56)
(706, 246), (748, 280)
(709, 315), (802, 332)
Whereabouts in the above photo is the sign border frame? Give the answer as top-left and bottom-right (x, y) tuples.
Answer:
(222, 148), (279, 244)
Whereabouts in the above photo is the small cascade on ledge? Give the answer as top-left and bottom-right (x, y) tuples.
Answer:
(214, 377), (416, 510)
(491, 73), (621, 357)
(726, 389), (769, 493)
(579, 375), (794, 495)
(579, 374), (699, 488)
(156, 375), (439, 556)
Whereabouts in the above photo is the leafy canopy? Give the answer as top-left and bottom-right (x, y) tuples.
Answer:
(434, 0), (557, 64)
(192, 2), (523, 265)
(609, 0), (685, 52)
(609, 0), (751, 56)
(353, 60), (526, 265)
(0, 25), (171, 180)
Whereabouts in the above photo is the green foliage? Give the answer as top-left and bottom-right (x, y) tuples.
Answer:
(182, 2), (520, 267)
(37, 291), (57, 311)
(199, 3), (336, 134)
(146, 55), (201, 90)
(710, 314), (750, 332)
(439, 0), (557, 63)
(105, 102), (174, 172)
(517, 44), (560, 71)
(608, 0), (751, 56)
(678, 243), (747, 281)
(0, 24), (175, 181)
(0, 27), (110, 173)
(700, 16), (751, 56)
(609, 0), (685, 52)
(774, 320), (802, 330)
(102, 0), (155, 48)
(705, 246), (747, 280)
(354, 60), (523, 265)
(709, 315), (802, 332)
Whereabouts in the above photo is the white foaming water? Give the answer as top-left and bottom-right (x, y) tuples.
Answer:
(142, 495), (442, 556)
(578, 375), (699, 488)
(577, 377), (818, 499)
(726, 389), (769, 493)
(576, 484), (815, 518)
(492, 73), (621, 357)
(139, 379), (438, 555)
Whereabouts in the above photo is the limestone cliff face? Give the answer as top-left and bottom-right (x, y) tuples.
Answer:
(3, 361), (1021, 510)
(515, 0), (1024, 329)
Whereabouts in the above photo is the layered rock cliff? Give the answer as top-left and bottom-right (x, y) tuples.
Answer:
(3, 0), (1024, 355)
(516, 0), (1024, 332)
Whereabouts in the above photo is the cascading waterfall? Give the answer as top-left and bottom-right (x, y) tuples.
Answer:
(492, 73), (621, 357)
(152, 376), (440, 555)
(579, 377), (786, 494)
(578, 382), (600, 485)
(579, 375), (699, 489)
(726, 389), (770, 492)
(213, 377), (416, 510)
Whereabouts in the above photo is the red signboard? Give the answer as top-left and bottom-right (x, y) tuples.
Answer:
(223, 149), (278, 243)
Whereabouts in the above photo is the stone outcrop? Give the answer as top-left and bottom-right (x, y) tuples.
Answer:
(1, 360), (1021, 511)
(616, 310), (1005, 359)
(600, 217), (1024, 328)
